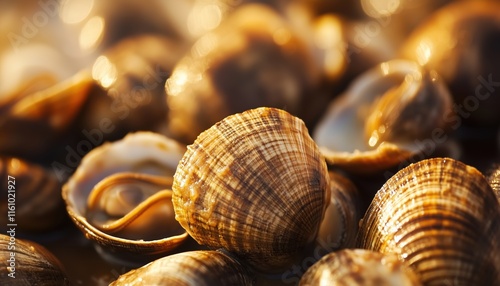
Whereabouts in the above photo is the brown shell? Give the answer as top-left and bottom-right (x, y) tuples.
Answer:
(313, 60), (453, 174)
(62, 132), (188, 266)
(487, 164), (500, 203)
(0, 234), (70, 285)
(316, 171), (361, 250)
(111, 250), (254, 285)
(299, 249), (422, 286)
(357, 157), (500, 285)
(172, 107), (330, 271)
(400, 0), (500, 126)
(0, 157), (66, 232)
(165, 4), (324, 144)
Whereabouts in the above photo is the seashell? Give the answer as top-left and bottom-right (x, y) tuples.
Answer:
(172, 107), (330, 271)
(85, 34), (188, 134)
(299, 249), (422, 286)
(62, 131), (189, 266)
(0, 234), (70, 285)
(357, 157), (500, 285)
(165, 4), (328, 144)
(400, 0), (500, 127)
(111, 250), (254, 285)
(0, 69), (94, 160)
(487, 164), (500, 203)
(0, 157), (67, 233)
(316, 171), (361, 250)
(313, 59), (453, 174)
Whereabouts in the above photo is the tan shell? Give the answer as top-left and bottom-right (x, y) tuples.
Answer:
(62, 132), (188, 266)
(111, 250), (254, 285)
(0, 234), (70, 285)
(0, 157), (66, 232)
(165, 4), (325, 144)
(487, 165), (500, 203)
(299, 249), (422, 286)
(400, 0), (500, 127)
(316, 171), (361, 250)
(357, 157), (500, 285)
(313, 59), (453, 174)
(172, 107), (330, 271)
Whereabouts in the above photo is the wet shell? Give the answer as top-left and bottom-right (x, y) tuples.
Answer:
(111, 250), (254, 285)
(0, 157), (67, 233)
(62, 132), (188, 266)
(357, 157), (500, 285)
(172, 107), (330, 271)
(316, 171), (361, 250)
(0, 234), (70, 285)
(299, 249), (422, 286)
(313, 59), (453, 174)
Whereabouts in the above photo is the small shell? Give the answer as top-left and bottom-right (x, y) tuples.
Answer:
(0, 234), (70, 285)
(62, 132), (189, 266)
(316, 171), (361, 250)
(165, 4), (324, 143)
(357, 157), (500, 285)
(299, 249), (422, 286)
(111, 250), (254, 285)
(172, 107), (330, 271)
(400, 0), (500, 127)
(487, 164), (500, 203)
(0, 157), (67, 233)
(313, 59), (453, 173)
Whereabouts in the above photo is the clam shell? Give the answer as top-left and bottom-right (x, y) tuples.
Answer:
(400, 0), (500, 127)
(357, 157), (500, 285)
(299, 249), (422, 286)
(313, 59), (453, 174)
(172, 107), (330, 271)
(111, 250), (254, 285)
(0, 234), (70, 285)
(316, 171), (361, 250)
(0, 157), (66, 232)
(62, 132), (188, 266)
(165, 4), (324, 143)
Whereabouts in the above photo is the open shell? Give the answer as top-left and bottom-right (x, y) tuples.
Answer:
(299, 249), (422, 286)
(313, 59), (453, 174)
(62, 132), (188, 266)
(172, 107), (330, 271)
(357, 157), (500, 285)
(111, 250), (254, 285)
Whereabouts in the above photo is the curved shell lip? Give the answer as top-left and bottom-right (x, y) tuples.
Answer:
(313, 59), (447, 173)
(61, 131), (189, 260)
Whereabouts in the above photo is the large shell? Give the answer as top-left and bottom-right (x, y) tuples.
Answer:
(400, 0), (500, 127)
(165, 4), (328, 143)
(0, 157), (67, 233)
(111, 250), (254, 285)
(0, 234), (70, 285)
(299, 249), (422, 286)
(357, 157), (500, 285)
(313, 59), (453, 173)
(172, 107), (330, 271)
(62, 132), (189, 266)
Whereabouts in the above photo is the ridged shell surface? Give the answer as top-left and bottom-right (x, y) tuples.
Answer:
(357, 157), (500, 285)
(299, 249), (421, 286)
(172, 107), (330, 271)
(111, 250), (254, 286)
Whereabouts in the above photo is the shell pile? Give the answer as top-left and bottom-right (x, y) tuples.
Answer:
(2, 1), (500, 285)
